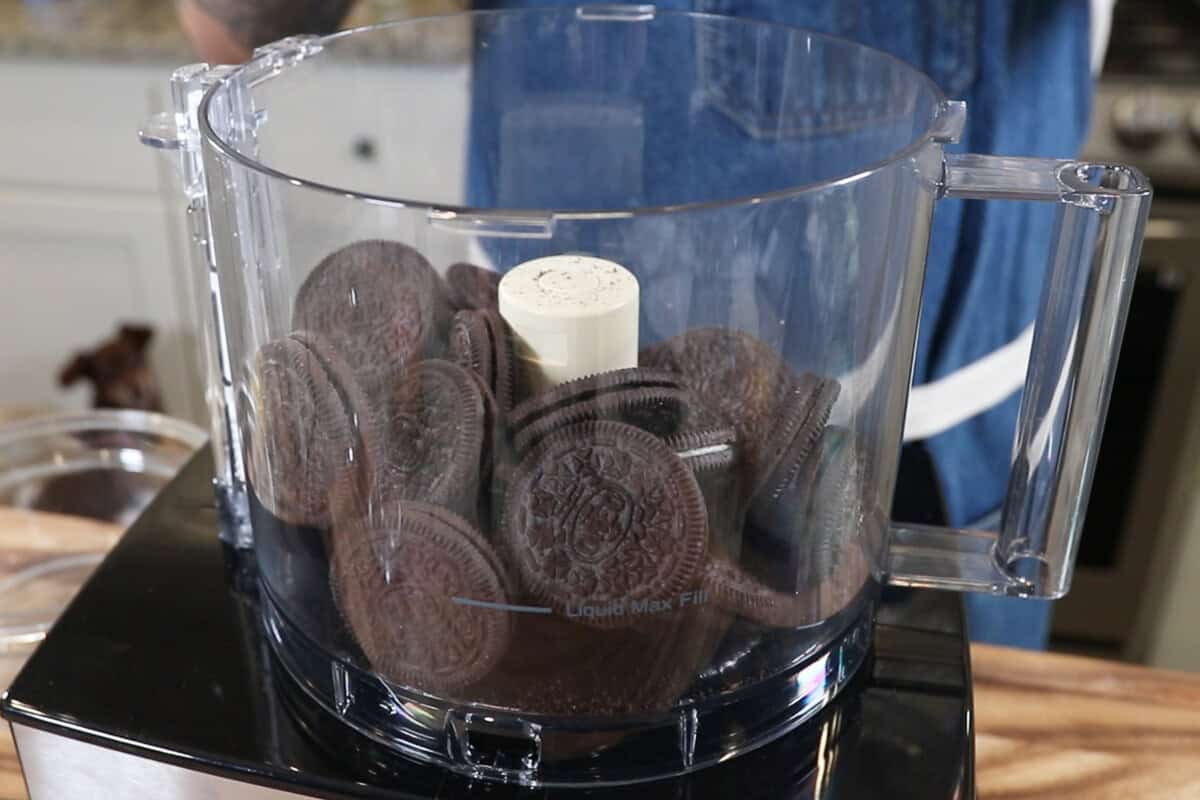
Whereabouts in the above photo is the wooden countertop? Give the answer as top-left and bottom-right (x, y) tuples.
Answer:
(2, 503), (1199, 799)
(972, 644), (1200, 798)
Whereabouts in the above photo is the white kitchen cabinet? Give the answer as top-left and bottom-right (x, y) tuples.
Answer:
(0, 55), (471, 426)
(250, 60), (474, 270)
(0, 59), (202, 422)
(0, 183), (199, 419)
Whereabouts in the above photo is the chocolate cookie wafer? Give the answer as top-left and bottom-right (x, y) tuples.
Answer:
(405, 501), (518, 599)
(445, 261), (500, 312)
(743, 425), (872, 620)
(293, 240), (450, 399)
(667, 426), (743, 561)
(459, 366), (507, 533)
(447, 308), (519, 414)
(782, 427), (875, 629)
(501, 420), (708, 628)
(330, 502), (512, 693)
(700, 547), (870, 630)
(462, 365), (501, 479)
(484, 309), (519, 413)
(509, 367), (681, 430)
(699, 558), (819, 629)
(249, 332), (376, 528)
(511, 384), (689, 454)
(292, 331), (381, 515)
(379, 360), (486, 520)
(639, 327), (800, 491)
(804, 426), (868, 584)
(748, 373), (841, 510)
(448, 309), (494, 389)
(665, 426), (736, 474)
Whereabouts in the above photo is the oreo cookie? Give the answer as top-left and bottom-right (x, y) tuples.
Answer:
(700, 558), (819, 629)
(512, 384), (689, 455)
(460, 365), (507, 533)
(249, 332), (377, 528)
(448, 310), (494, 389)
(746, 425), (869, 605)
(378, 360), (486, 521)
(798, 426), (872, 615)
(447, 308), (519, 414)
(501, 420), (709, 628)
(508, 367), (686, 450)
(640, 327), (800, 492)
(805, 426), (862, 581)
(700, 534), (868, 628)
(427, 502), (515, 586)
(665, 426), (736, 475)
(293, 240), (450, 399)
(445, 261), (500, 312)
(748, 373), (840, 509)
(667, 426), (743, 561)
(330, 501), (512, 693)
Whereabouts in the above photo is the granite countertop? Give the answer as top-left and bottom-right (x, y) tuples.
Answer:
(0, 0), (469, 64)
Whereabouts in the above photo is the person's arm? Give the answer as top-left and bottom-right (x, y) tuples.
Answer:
(177, 0), (356, 63)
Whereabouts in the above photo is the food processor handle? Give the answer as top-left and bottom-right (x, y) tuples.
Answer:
(887, 153), (1152, 598)
(140, 63), (253, 549)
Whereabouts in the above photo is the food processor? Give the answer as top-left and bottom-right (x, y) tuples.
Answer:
(3, 7), (1150, 798)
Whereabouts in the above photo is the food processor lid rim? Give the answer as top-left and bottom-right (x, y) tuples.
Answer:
(197, 7), (951, 220)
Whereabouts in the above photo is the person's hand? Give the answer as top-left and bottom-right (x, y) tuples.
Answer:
(176, 0), (355, 65)
(177, 0), (253, 64)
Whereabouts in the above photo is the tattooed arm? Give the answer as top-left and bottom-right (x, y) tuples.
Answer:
(177, 0), (356, 62)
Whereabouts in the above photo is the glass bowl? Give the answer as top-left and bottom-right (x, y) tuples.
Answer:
(0, 410), (206, 652)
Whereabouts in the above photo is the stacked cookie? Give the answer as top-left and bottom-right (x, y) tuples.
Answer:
(249, 239), (871, 711)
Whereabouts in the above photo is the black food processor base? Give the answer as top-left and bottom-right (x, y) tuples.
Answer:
(1, 447), (974, 799)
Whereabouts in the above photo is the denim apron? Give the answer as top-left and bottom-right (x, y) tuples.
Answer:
(468, 0), (1094, 647)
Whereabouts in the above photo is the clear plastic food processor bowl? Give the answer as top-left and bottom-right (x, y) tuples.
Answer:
(141, 7), (1149, 787)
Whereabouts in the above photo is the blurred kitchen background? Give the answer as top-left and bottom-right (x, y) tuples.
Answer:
(0, 0), (1197, 669)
